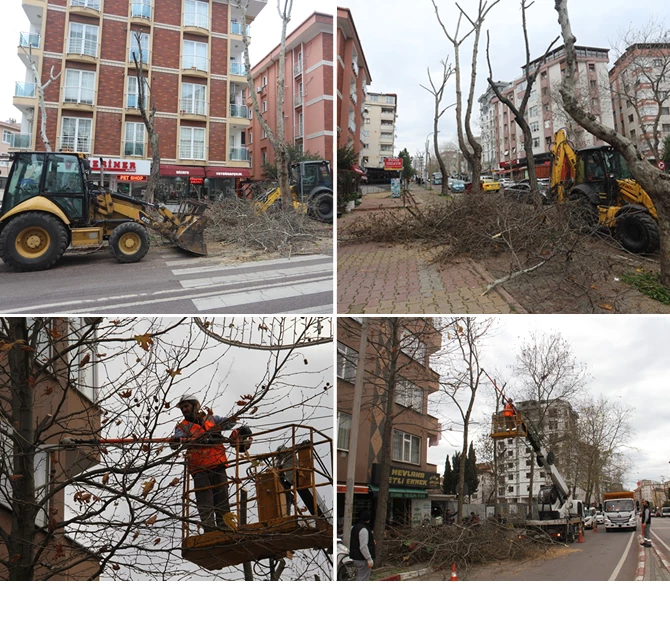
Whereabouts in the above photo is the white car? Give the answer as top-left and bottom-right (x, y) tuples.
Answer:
(584, 507), (597, 530)
(595, 511), (604, 524)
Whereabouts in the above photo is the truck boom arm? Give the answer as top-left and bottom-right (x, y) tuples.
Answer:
(524, 418), (571, 503)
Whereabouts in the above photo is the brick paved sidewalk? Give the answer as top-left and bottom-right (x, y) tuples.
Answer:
(337, 241), (525, 314)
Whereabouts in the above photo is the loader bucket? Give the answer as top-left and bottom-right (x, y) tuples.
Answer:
(172, 200), (208, 256)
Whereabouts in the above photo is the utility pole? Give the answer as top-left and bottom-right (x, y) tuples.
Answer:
(342, 318), (369, 548)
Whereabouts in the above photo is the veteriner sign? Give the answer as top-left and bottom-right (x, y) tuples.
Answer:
(372, 464), (441, 489)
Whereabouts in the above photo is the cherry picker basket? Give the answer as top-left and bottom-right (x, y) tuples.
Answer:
(490, 410), (528, 439)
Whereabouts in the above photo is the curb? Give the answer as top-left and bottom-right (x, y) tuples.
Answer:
(379, 567), (434, 581)
(470, 261), (529, 314)
(651, 540), (670, 573)
(636, 541), (646, 581)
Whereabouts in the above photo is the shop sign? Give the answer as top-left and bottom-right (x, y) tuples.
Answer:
(372, 463), (441, 489)
(190, 177), (204, 185)
(384, 157), (403, 171)
(90, 158), (151, 175)
(117, 174), (148, 182)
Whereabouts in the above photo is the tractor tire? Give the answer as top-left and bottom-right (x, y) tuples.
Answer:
(309, 192), (334, 223)
(0, 211), (69, 272)
(568, 191), (599, 230)
(108, 222), (150, 263)
(615, 212), (660, 254)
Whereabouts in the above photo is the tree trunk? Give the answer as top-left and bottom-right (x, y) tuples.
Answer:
(372, 320), (400, 565)
(521, 123), (543, 209)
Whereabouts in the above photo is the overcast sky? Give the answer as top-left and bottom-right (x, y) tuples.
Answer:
(343, 0), (670, 158)
(0, 0), (332, 123)
(426, 315), (670, 491)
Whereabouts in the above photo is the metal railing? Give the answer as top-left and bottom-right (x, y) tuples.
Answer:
(130, 1), (152, 19)
(10, 134), (32, 149)
(229, 61), (245, 76)
(183, 10), (209, 29)
(229, 104), (248, 118)
(230, 23), (250, 36)
(15, 82), (36, 98)
(19, 32), (41, 48)
(294, 93), (303, 107)
(129, 46), (150, 64)
(66, 37), (99, 58)
(58, 135), (91, 153)
(181, 55), (208, 72)
(70, 0), (101, 10)
(348, 119), (356, 133)
(350, 90), (357, 104)
(126, 95), (148, 110)
(124, 141), (145, 157)
(229, 147), (250, 161)
(181, 99), (207, 116)
(295, 123), (304, 138)
(293, 60), (302, 76)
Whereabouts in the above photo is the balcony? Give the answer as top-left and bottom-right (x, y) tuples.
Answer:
(230, 22), (250, 37)
(22, 1), (45, 29)
(293, 60), (302, 77)
(350, 90), (357, 105)
(10, 133), (33, 150)
(58, 135), (91, 153)
(183, 11), (209, 35)
(69, 0), (101, 18)
(66, 37), (99, 62)
(180, 99), (207, 118)
(15, 82), (36, 98)
(124, 141), (145, 157)
(229, 61), (245, 77)
(19, 32), (41, 48)
(229, 104), (249, 119)
(62, 86), (96, 111)
(294, 93), (303, 108)
(295, 123), (303, 139)
(130, 2), (152, 22)
(348, 119), (356, 133)
(229, 147), (250, 161)
(181, 55), (209, 77)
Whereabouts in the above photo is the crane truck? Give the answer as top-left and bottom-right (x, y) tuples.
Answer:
(602, 491), (637, 532)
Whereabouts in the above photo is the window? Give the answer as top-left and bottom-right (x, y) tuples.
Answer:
(71, 0), (100, 9)
(662, 107), (670, 115)
(127, 76), (148, 110)
(60, 117), (92, 152)
(545, 136), (552, 147)
(628, 114), (634, 123)
(508, 474), (514, 480)
(530, 121), (539, 133)
(337, 410), (351, 451)
(129, 31), (150, 63)
(540, 472), (546, 478)
(401, 328), (427, 364)
(532, 137), (540, 148)
(66, 318), (98, 401)
(385, 95), (395, 104)
(525, 447), (531, 454)
(498, 487), (505, 496)
(179, 126), (205, 160)
(181, 83), (206, 115)
(507, 462), (514, 469)
(261, 150), (267, 164)
(184, 0), (209, 29)
(507, 450), (513, 457)
(540, 71), (547, 79)
(131, 0), (152, 19)
(365, 118), (371, 124)
(124, 122), (145, 156)
(588, 63), (595, 71)
(336, 342), (357, 382)
(380, 144), (393, 152)
(395, 377), (423, 412)
(663, 124), (670, 132)
(590, 80), (597, 89)
(64, 69), (95, 105)
(2, 130), (13, 144)
(525, 459), (531, 466)
(68, 22), (99, 57)
(392, 430), (420, 465)
(508, 486), (514, 494)
(262, 100), (267, 113)
(182, 40), (208, 71)
(528, 105), (538, 118)
(526, 472), (531, 478)
(507, 438), (513, 444)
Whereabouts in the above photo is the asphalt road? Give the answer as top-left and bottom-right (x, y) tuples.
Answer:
(0, 247), (333, 314)
(651, 516), (670, 555)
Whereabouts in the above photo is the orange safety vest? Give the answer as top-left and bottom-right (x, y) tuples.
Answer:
(177, 418), (228, 471)
(503, 402), (516, 417)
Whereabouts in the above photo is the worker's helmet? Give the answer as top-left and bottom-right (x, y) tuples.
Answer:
(178, 394), (200, 407)
(230, 425), (253, 452)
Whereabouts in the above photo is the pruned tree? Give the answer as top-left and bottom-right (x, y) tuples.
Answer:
(131, 31), (160, 202)
(18, 42), (61, 151)
(431, 0), (500, 190)
(486, 0), (559, 208)
(421, 59), (455, 195)
(554, 0), (670, 288)
(235, 0), (294, 213)
(610, 20), (670, 162)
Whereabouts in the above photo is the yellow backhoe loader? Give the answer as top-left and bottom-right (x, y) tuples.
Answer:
(0, 152), (208, 271)
(550, 128), (659, 253)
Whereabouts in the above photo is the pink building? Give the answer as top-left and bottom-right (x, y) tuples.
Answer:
(246, 12), (334, 180)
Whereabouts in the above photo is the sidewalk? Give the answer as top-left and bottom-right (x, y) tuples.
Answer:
(338, 190), (525, 314)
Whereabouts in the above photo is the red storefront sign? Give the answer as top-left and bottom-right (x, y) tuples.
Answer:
(190, 177), (204, 185)
(117, 174), (148, 182)
(384, 158), (403, 171)
(90, 158), (137, 173)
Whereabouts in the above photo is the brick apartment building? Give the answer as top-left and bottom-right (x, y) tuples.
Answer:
(0, 119), (22, 199)
(245, 11), (333, 181)
(361, 91), (397, 169)
(479, 44), (614, 179)
(609, 43), (670, 161)
(13, 0), (267, 201)
(336, 318), (442, 530)
(0, 318), (101, 580)
(336, 7), (371, 162)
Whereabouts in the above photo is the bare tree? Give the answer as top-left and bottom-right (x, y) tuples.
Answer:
(421, 59), (455, 194)
(513, 330), (589, 512)
(432, 0), (500, 190)
(554, 0), (670, 288)
(610, 21), (670, 162)
(486, 1), (559, 208)
(18, 42), (61, 151)
(131, 31), (160, 203)
(235, 0), (294, 213)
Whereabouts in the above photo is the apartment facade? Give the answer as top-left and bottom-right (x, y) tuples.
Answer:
(0, 119), (22, 199)
(479, 45), (614, 179)
(13, 0), (267, 200)
(336, 7), (371, 161)
(610, 43), (670, 161)
(245, 12), (333, 180)
(361, 92), (397, 168)
(634, 479), (669, 510)
(0, 318), (101, 580)
(336, 318), (442, 530)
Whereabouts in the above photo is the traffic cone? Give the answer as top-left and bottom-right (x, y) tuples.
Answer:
(578, 526), (585, 543)
(593, 520), (597, 533)
(450, 563), (458, 581)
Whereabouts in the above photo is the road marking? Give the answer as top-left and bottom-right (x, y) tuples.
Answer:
(178, 263), (332, 289)
(652, 531), (670, 556)
(608, 531), (636, 581)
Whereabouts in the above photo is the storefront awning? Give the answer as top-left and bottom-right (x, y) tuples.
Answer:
(350, 165), (366, 176)
(205, 167), (252, 178)
(160, 165), (206, 177)
(336, 484), (369, 494)
(368, 485), (427, 499)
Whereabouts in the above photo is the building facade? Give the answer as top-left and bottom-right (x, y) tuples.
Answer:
(0, 119), (22, 200)
(479, 45), (614, 179)
(609, 43), (670, 161)
(336, 318), (442, 530)
(336, 7), (371, 161)
(360, 92), (397, 168)
(13, 0), (267, 200)
(634, 479), (669, 510)
(245, 11), (333, 181)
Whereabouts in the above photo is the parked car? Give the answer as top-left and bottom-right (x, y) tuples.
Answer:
(497, 178), (514, 189)
(503, 180), (550, 204)
(464, 178), (501, 193)
(448, 178), (465, 193)
(595, 511), (604, 524)
(662, 507), (670, 517)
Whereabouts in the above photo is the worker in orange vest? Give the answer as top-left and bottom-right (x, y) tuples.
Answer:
(502, 398), (517, 431)
(173, 394), (243, 532)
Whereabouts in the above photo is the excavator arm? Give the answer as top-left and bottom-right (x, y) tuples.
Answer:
(550, 128), (579, 202)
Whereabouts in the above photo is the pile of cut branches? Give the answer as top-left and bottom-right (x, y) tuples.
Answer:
(205, 195), (326, 253)
(383, 521), (561, 578)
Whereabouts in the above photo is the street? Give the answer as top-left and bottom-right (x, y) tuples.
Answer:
(0, 247), (333, 314)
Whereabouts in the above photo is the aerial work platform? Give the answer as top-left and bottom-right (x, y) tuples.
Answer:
(490, 410), (528, 439)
